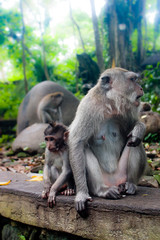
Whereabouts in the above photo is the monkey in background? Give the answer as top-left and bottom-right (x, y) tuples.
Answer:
(69, 67), (147, 214)
(17, 81), (79, 135)
(42, 122), (74, 207)
(37, 92), (64, 123)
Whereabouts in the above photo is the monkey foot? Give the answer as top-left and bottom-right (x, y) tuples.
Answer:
(118, 182), (137, 195)
(61, 188), (75, 196)
(118, 183), (127, 195)
(104, 186), (121, 199)
(125, 182), (137, 195)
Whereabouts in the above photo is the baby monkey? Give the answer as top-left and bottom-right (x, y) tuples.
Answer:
(42, 122), (75, 207)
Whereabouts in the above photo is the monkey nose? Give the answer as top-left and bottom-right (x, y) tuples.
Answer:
(48, 146), (54, 150)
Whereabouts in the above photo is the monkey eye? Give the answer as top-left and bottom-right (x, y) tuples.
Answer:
(130, 76), (136, 81)
(130, 76), (139, 82)
(45, 137), (54, 141)
(101, 76), (110, 85)
(50, 137), (54, 141)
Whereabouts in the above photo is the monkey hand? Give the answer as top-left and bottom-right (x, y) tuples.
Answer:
(48, 190), (56, 208)
(75, 191), (92, 214)
(127, 133), (141, 147)
(42, 190), (50, 199)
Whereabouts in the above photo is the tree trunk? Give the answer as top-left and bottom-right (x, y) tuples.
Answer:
(153, 0), (160, 51)
(69, 1), (86, 52)
(20, 0), (28, 93)
(107, 0), (119, 67)
(137, 0), (145, 65)
(39, 21), (50, 80)
(90, 0), (105, 72)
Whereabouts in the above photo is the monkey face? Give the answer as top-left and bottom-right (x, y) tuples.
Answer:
(125, 72), (144, 107)
(45, 135), (65, 152)
(100, 68), (144, 107)
(44, 122), (69, 152)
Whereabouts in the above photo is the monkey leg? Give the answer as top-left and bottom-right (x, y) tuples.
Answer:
(85, 148), (121, 199)
(126, 143), (147, 195)
(107, 145), (131, 195)
(103, 144), (131, 187)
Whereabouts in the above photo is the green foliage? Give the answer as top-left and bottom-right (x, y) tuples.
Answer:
(0, 1), (160, 122)
(144, 133), (160, 143)
(153, 174), (160, 185)
(53, 55), (78, 93)
(142, 63), (160, 113)
(17, 152), (30, 158)
(0, 82), (22, 119)
(39, 141), (46, 149)
(0, 134), (15, 144)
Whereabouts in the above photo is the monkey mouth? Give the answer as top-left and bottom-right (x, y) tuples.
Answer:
(49, 147), (59, 152)
(136, 95), (142, 101)
(135, 95), (142, 106)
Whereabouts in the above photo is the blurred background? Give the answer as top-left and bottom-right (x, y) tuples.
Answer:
(0, 0), (159, 120)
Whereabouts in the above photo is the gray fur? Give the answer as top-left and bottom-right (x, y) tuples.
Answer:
(69, 68), (147, 213)
(17, 81), (79, 134)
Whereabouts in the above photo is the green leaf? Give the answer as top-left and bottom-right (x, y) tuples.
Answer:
(39, 142), (46, 149)
(153, 175), (160, 185)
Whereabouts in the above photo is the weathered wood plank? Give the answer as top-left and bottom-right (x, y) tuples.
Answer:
(0, 172), (160, 240)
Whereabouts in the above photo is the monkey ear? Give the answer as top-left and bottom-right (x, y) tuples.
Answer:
(63, 131), (69, 141)
(49, 121), (56, 127)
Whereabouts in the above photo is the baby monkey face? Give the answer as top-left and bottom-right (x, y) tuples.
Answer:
(45, 134), (65, 152)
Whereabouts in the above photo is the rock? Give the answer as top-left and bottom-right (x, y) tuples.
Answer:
(139, 176), (159, 188)
(140, 111), (160, 135)
(12, 123), (48, 154)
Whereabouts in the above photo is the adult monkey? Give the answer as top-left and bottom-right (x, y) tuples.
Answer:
(69, 67), (147, 214)
(37, 92), (64, 124)
(17, 81), (79, 135)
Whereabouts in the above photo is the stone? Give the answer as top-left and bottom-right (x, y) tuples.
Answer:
(12, 123), (48, 154)
(0, 172), (160, 240)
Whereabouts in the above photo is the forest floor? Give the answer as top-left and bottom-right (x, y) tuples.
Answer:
(0, 141), (160, 187)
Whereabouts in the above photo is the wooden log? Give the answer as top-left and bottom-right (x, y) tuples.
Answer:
(0, 172), (160, 240)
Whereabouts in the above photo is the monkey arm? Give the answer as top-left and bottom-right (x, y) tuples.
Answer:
(127, 121), (146, 147)
(69, 110), (95, 213)
(42, 164), (52, 199)
(42, 149), (59, 199)
(57, 106), (63, 122)
(41, 110), (53, 123)
(48, 153), (72, 207)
